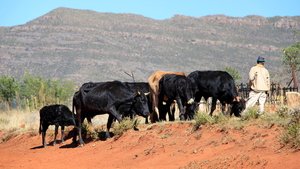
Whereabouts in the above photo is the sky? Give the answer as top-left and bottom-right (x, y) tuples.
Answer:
(0, 0), (299, 27)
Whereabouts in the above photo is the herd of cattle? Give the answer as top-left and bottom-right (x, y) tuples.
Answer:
(39, 70), (246, 147)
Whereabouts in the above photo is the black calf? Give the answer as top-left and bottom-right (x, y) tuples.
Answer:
(39, 104), (75, 148)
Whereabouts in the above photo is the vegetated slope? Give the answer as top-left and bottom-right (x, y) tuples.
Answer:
(0, 7), (300, 85)
(0, 122), (299, 169)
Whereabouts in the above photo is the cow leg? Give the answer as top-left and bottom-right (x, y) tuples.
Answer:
(150, 111), (159, 123)
(145, 115), (149, 124)
(176, 99), (185, 121)
(75, 110), (85, 147)
(107, 107), (123, 139)
(87, 116), (92, 125)
(41, 124), (49, 148)
(168, 102), (175, 121)
(221, 102), (226, 115)
(158, 101), (167, 121)
(53, 125), (59, 146)
(226, 104), (233, 116)
(153, 92), (161, 123)
(61, 125), (65, 144)
(106, 114), (114, 139)
(153, 94), (160, 118)
(209, 97), (217, 116)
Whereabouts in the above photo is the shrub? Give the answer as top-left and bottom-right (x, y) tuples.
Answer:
(280, 108), (300, 148)
(276, 106), (290, 118)
(192, 112), (216, 132)
(81, 121), (99, 140)
(112, 117), (139, 140)
(241, 107), (260, 120)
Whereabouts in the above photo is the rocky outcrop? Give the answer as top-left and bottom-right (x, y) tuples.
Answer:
(273, 17), (300, 28)
(285, 92), (300, 108)
(196, 15), (300, 28)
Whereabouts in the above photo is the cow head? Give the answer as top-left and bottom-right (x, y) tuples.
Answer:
(185, 101), (198, 120)
(228, 97), (246, 117)
(58, 105), (76, 126)
(132, 91), (150, 118)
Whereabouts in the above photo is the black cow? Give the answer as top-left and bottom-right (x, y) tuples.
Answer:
(39, 104), (76, 148)
(72, 82), (105, 125)
(73, 82), (151, 123)
(158, 74), (195, 121)
(73, 81), (150, 146)
(187, 70), (245, 117)
(125, 82), (154, 123)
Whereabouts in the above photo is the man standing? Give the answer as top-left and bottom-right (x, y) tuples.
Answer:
(245, 56), (270, 114)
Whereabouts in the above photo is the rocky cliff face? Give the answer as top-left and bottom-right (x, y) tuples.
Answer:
(0, 8), (299, 84)
(196, 15), (300, 28)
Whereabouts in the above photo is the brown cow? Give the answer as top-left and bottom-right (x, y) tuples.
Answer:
(148, 70), (187, 122)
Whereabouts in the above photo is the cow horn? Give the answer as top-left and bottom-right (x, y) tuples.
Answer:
(233, 96), (240, 102)
(136, 90), (141, 95)
(144, 92), (150, 95)
(187, 98), (194, 104)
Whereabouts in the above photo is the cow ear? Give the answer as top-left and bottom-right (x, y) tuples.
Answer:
(136, 90), (141, 95)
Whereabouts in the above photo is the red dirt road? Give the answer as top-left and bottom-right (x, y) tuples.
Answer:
(0, 122), (299, 169)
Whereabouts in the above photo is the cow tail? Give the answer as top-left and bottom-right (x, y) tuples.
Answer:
(72, 99), (75, 115)
(39, 120), (42, 135)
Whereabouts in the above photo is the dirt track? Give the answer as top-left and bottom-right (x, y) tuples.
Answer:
(0, 122), (299, 169)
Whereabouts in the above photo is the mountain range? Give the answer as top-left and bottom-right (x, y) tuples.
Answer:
(1, 7), (300, 85)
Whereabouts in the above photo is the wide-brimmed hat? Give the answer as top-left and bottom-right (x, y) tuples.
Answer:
(257, 56), (265, 62)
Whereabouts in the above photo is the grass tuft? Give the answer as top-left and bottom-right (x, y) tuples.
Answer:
(112, 117), (139, 140)
(276, 106), (290, 118)
(241, 107), (260, 121)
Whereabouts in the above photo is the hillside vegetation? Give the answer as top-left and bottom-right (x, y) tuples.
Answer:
(1, 7), (300, 85)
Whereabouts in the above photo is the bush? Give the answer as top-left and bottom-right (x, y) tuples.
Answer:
(280, 108), (300, 148)
(81, 121), (99, 140)
(112, 117), (139, 140)
(276, 106), (290, 118)
(241, 107), (260, 120)
(191, 112), (224, 132)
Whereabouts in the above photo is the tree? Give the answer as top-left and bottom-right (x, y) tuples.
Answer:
(281, 31), (300, 91)
(221, 67), (242, 83)
(19, 73), (76, 110)
(0, 76), (19, 109)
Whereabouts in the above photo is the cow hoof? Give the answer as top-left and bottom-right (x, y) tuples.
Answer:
(179, 114), (185, 121)
(235, 114), (241, 118)
(78, 144), (85, 147)
(77, 141), (85, 147)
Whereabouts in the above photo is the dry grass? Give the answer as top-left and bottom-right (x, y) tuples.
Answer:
(0, 109), (39, 133)
(0, 109), (109, 136)
(0, 108), (147, 143)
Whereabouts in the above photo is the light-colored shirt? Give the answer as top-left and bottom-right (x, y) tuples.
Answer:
(248, 64), (270, 92)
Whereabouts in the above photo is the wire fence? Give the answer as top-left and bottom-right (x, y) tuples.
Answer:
(197, 82), (298, 113)
(237, 82), (298, 106)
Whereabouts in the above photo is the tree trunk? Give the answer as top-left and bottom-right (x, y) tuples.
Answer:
(286, 52), (298, 92)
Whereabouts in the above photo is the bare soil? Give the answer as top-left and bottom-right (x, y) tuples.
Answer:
(0, 121), (299, 169)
